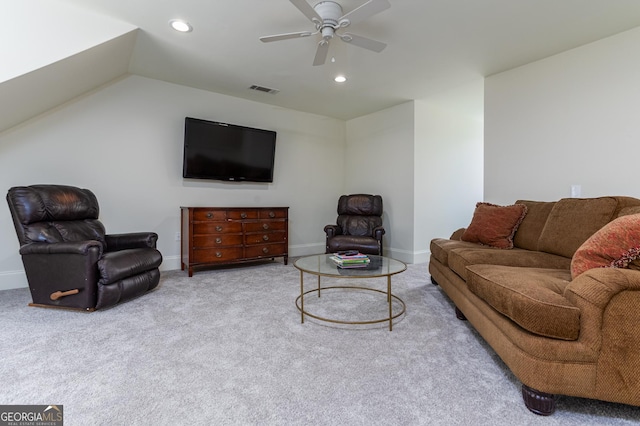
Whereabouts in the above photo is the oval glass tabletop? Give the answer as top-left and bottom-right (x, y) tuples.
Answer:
(294, 254), (407, 278)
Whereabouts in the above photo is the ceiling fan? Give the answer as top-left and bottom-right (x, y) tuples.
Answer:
(260, 0), (390, 66)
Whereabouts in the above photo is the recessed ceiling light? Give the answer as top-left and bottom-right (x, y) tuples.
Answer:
(169, 19), (192, 33)
(334, 75), (347, 83)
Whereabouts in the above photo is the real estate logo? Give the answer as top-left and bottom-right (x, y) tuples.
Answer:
(0, 405), (63, 426)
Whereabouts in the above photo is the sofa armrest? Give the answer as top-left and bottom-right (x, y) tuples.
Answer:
(565, 268), (640, 309)
(564, 267), (640, 351)
(324, 225), (341, 238)
(565, 267), (640, 401)
(450, 228), (466, 240)
(105, 232), (158, 251)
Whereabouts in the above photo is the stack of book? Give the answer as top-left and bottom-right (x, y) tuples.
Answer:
(329, 252), (370, 268)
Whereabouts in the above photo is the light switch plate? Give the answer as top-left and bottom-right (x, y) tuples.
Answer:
(571, 185), (581, 198)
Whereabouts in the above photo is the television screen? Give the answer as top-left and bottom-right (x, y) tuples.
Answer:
(182, 117), (277, 183)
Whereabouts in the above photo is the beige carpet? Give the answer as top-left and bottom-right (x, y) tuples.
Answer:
(0, 260), (638, 425)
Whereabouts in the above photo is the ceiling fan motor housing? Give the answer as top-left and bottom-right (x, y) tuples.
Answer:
(314, 1), (343, 39)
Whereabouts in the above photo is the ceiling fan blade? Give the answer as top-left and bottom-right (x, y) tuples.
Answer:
(260, 31), (313, 43)
(340, 33), (386, 52)
(339, 0), (391, 26)
(313, 41), (330, 66)
(290, 0), (322, 24)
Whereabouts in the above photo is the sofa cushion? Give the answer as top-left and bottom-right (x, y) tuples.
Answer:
(538, 197), (618, 258)
(570, 213), (640, 279)
(513, 200), (556, 251)
(461, 202), (528, 249)
(466, 265), (580, 340)
(430, 238), (485, 267)
(448, 247), (571, 282)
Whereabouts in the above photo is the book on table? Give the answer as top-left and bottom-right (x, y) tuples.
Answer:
(330, 252), (370, 268)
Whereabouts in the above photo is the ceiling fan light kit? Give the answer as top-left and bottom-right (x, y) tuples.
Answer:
(260, 0), (390, 66)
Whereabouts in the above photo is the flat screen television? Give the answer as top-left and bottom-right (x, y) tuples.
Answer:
(182, 117), (277, 182)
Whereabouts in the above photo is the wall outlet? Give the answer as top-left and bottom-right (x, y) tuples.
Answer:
(175, 232), (181, 241)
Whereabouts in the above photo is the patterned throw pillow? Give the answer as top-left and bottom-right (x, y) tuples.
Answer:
(461, 202), (528, 249)
(571, 213), (640, 279)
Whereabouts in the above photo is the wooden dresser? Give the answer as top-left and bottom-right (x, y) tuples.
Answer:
(180, 207), (289, 276)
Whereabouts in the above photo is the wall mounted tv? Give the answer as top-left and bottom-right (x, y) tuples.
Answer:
(182, 117), (277, 183)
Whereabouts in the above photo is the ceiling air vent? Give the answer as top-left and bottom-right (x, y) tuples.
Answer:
(249, 85), (279, 94)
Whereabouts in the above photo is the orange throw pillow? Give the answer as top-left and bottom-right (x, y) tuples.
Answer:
(461, 202), (528, 249)
(571, 213), (640, 279)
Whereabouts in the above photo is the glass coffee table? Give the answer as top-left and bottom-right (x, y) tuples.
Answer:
(293, 254), (407, 331)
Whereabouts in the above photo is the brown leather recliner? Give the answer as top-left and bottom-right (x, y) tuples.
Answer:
(6, 184), (163, 311)
(324, 194), (385, 255)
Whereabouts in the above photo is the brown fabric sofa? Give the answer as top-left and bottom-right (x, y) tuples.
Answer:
(429, 196), (640, 415)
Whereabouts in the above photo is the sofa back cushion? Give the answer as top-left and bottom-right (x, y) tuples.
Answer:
(537, 197), (618, 259)
(513, 200), (556, 251)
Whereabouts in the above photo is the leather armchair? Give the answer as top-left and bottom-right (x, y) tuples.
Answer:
(6, 184), (163, 311)
(324, 194), (385, 256)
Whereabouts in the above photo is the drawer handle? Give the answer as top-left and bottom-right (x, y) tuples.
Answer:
(216, 226), (223, 232)
(206, 212), (213, 218)
(262, 235), (269, 241)
(216, 238), (222, 244)
(262, 247), (269, 254)
(263, 223), (269, 230)
(269, 211), (275, 218)
(216, 252), (223, 258)
(241, 212), (247, 219)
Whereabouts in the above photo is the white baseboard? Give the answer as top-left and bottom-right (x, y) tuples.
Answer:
(0, 270), (28, 290)
(159, 243), (326, 272)
(0, 246), (431, 290)
(160, 255), (181, 271)
(289, 243), (325, 257)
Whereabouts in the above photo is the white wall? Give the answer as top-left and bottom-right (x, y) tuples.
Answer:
(485, 26), (640, 204)
(343, 91), (484, 265)
(345, 102), (416, 262)
(0, 75), (345, 290)
(414, 80), (484, 263)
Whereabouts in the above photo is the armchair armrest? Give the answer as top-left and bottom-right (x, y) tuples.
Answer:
(373, 226), (385, 241)
(105, 232), (158, 251)
(18, 241), (104, 309)
(19, 241), (103, 257)
(324, 225), (342, 238)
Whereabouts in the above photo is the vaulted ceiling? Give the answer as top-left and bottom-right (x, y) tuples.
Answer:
(4, 0), (640, 133)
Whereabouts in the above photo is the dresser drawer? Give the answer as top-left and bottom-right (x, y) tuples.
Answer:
(259, 209), (287, 219)
(245, 243), (287, 258)
(228, 210), (258, 220)
(244, 221), (286, 232)
(244, 231), (287, 245)
(193, 234), (243, 248)
(193, 222), (242, 234)
(193, 210), (227, 221)
(192, 247), (244, 264)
